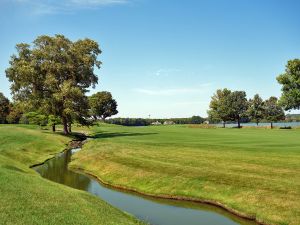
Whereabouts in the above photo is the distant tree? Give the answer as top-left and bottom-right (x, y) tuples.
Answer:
(48, 115), (61, 132)
(247, 94), (265, 126)
(277, 59), (300, 111)
(208, 88), (232, 128)
(6, 35), (101, 134)
(228, 91), (248, 128)
(190, 116), (205, 124)
(0, 92), (10, 124)
(264, 97), (285, 129)
(89, 91), (118, 121)
(6, 102), (23, 124)
(22, 112), (48, 128)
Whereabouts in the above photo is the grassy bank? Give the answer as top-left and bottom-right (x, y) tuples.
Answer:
(0, 125), (144, 225)
(70, 124), (300, 225)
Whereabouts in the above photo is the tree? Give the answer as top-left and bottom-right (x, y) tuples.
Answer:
(6, 35), (101, 134)
(228, 91), (248, 128)
(48, 115), (61, 132)
(22, 112), (48, 128)
(208, 89), (248, 128)
(208, 89), (232, 128)
(0, 92), (10, 124)
(190, 116), (205, 124)
(277, 59), (300, 110)
(247, 94), (265, 125)
(89, 91), (118, 121)
(264, 97), (285, 129)
(6, 102), (23, 124)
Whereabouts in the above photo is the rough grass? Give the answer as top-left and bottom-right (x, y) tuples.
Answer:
(0, 125), (144, 225)
(70, 124), (300, 225)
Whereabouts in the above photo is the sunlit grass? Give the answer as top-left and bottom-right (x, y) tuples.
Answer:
(70, 124), (300, 225)
(0, 124), (144, 225)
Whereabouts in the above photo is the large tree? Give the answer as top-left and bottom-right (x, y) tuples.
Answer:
(228, 91), (248, 128)
(208, 89), (248, 128)
(264, 97), (285, 129)
(247, 94), (265, 125)
(208, 88), (232, 128)
(277, 59), (300, 110)
(0, 92), (10, 124)
(6, 35), (101, 134)
(89, 91), (118, 121)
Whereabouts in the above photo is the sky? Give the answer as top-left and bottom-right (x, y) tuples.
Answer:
(0, 0), (300, 118)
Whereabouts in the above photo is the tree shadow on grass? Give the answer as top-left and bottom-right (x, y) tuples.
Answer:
(89, 132), (157, 139)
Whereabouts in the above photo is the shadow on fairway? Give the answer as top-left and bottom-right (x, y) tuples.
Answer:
(90, 132), (157, 139)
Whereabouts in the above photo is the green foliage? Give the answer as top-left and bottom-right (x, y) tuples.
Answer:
(208, 88), (232, 125)
(0, 92), (10, 124)
(107, 118), (150, 126)
(21, 112), (48, 127)
(247, 94), (264, 125)
(171, 116), (205, 124)
(6, 102), (23, 124)
(277, 59), (300, 110)
(208, 89), (248, 127)
(89, 91), (118, 120)
(5, 35), (102, 134)
(263, 97), (285, 128)
(106, 116), (206, 126)
(228, 91), (248, 127)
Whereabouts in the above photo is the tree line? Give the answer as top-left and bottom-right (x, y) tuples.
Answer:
(1, 35), (299, 131)
(208, 90), (284, 128)
(208, 58), (300, 128)
(106, 116), (205, 126)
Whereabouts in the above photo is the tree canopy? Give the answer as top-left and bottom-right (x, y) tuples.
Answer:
(208, 88), (232, 127)
(89, 91), (118, 120)
(208, 89), (248, 128)
(5, 35), (102, 134)
(0, 92), (10, 124)
(247, 94), (265, 125)
(277, 59), (300, 110)
(264, 96), (285, 128)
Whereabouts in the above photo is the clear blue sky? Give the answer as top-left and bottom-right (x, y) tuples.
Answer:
(0, 0), (300, 118)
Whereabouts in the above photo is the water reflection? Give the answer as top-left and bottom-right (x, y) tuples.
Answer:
(34, 149), (256, 225)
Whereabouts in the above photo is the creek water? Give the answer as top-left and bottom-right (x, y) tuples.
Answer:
(33, 148), (256, 225)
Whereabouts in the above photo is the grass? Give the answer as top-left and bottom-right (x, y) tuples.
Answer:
(70, 124), (300, 225)
(0, 124), (144, 225)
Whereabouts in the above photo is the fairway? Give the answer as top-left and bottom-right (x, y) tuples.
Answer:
(0, 125), (144, 225)
(70, 125), (300, 225)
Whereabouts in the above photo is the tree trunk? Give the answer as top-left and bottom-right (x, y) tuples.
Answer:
(271, 122), (273, 129)
(52, 124), (56, 132)
(62, 117), (69, 135)
(237, 118), (241, 128)
(256, 121), (259, 126)
(68, 122), (72, 133)
(223, 122), (225, 128)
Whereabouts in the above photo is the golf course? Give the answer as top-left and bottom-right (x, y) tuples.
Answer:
(1, 124), (299, 225)
(1, 1), (300, 224)
(69, 124), (300, 225)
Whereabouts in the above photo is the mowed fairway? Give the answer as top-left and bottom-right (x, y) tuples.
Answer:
(70, 124), (300, 225)
(0, 125), (144, 225)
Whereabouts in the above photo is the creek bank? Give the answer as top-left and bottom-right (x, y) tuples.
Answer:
(31, 134), (269, 225)
(70, 165), (270, 225)
(30, 134), (86, 168)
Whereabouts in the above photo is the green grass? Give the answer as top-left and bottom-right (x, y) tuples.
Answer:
(0, 125), (144, 225)
(70, 124), (300, 225)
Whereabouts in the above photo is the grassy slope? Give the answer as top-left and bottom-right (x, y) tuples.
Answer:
(70, 124), (300, 225)
(0, 125), (144, 225)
